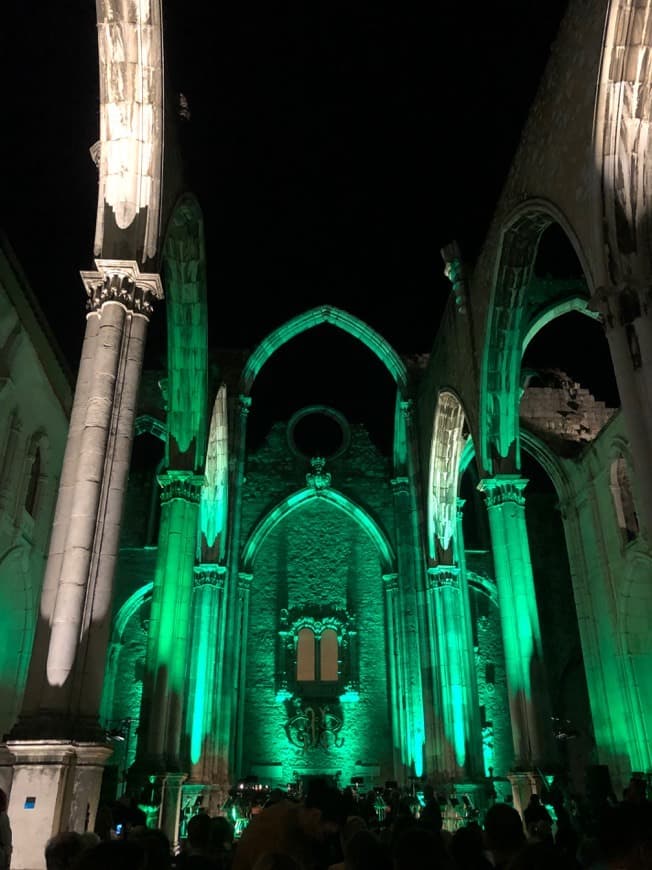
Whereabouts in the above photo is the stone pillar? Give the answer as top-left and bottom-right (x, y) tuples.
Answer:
(7, 261), (161, 865)
(215, 395), (251, 787)
(426, 565), (483, 781)
(391, 468), (426, 780)
(478, 475), (552, 770)
(383, 573), (403, 779)
(592, 285), (652, 535)
(187, 564), (225, 782)
(234, 572), (252, 780)
(142, 472), (203, 770)
(455, 498), (484, 775)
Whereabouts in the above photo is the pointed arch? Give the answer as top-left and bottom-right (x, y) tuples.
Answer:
(480, 198), (593, 475)
(241, 487), (395, 573)
(522, 297), (601, 352)
(161, 192), (209, 471)
(239, 305), (408, 395)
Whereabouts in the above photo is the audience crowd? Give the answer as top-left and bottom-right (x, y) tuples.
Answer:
(39, 773), (651, 870)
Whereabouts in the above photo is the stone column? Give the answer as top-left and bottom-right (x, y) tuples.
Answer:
(426, 565), (483, 781)
(592, 285), (652, 535)
(7, 261), (161, 866)
(382, 573), (403, 779)
(142, 472), (203, 770)
(478, 475), (552, 770)
(234, 572), (252, 780)
(215, 395), (251, 787)
(391, 468), (426, 780)
(187, 564), (225, 782)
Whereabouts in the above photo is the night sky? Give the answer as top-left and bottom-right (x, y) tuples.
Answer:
(2, 2), (570, 383)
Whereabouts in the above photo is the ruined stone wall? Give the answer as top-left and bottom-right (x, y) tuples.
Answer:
(520, 372), (617, 453)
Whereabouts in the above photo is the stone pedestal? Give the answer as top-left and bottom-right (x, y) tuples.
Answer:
(6, 740), (112, 870)
(158, 773), (188, 854)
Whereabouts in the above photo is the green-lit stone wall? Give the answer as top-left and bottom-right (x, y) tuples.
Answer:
(240, 421), (395, 787)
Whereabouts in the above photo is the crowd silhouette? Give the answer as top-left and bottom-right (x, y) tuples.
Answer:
(38, 773), (652, 870)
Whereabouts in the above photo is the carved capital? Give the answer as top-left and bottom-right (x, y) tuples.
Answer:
(158, 471), (204, 504)
(426, 565), (460, 590)
(478, 475), (528, 508)
(193, 564), (226, 589)
(81, 259), (164, 318)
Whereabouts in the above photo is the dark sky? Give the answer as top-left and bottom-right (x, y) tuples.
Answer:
(2, 1), (570, 376)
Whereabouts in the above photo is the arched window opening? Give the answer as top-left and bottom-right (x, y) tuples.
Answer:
(25, 446), (41, 516)
(320, 628), (339, 682)
(296, 628), (316, 682)
(610, 457), (639, 544)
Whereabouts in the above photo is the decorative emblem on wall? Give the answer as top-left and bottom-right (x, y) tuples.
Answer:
(284, 697), (344, 751)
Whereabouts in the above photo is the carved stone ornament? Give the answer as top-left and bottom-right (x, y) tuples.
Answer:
(284, 696), (344, 751)
(81, 259), (164, 318)
(306, 456), (331, 490)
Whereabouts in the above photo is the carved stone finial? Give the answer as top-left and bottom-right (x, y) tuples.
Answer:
(441, 240), (467, 314)
(179, 93), (191, 121)
(306, 456), (331, 490)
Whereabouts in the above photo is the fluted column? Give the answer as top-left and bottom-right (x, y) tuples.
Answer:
(478, 475), (552, 769)
(143, 471), (203, 770)
(391, 471), (426, 779)
(234, 572), (252, 779)
(592, 285), (652, 535)
(455, 498), (483, 775)
(187, 564), (225, 782)
(383, 573), (403, 777)
(426, 564), (482, 780)
(216, 395), (251, 786)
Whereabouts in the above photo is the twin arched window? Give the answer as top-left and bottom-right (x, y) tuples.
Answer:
(277, 610), (357, 700)
(296, 627), (339, 683)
